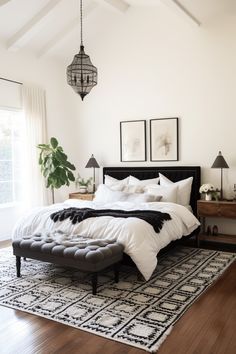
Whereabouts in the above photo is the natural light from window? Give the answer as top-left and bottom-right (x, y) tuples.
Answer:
(0, 109), (25, 206)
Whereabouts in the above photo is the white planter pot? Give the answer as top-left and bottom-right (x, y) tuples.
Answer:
(79, 187), (87, 194)
(205, 194), (212, 201)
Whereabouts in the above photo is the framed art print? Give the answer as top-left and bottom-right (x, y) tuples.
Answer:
(150, 118), (179, 161)
(120, 120), (146, 162)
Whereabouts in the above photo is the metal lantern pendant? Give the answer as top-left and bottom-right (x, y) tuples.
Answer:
(67, 45), (97, 100)
(67, 0), (97, 100)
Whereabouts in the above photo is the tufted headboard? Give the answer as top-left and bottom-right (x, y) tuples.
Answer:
(103, 166), (201, 216)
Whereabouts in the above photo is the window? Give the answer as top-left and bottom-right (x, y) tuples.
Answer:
(0, 109), (25, 206)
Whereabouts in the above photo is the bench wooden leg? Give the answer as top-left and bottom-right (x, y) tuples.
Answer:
(114, 263), (119, 283)
(16, 256), (21, 277)
(92, 273), (97, 295)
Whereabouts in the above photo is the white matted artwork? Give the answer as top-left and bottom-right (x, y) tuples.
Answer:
(150, 118), (179, 161)
(120, 120), (146, 162)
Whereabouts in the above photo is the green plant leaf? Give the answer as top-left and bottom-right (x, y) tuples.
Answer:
(55, 150), (67, 162)
(43, 168), (49, 177)
(52, 156), (60, 167)
(65, 161), (76, 170)
(38, 152), (43, 165)
(50, 137), (58, 149)
(37, 144), (50, 149)
(67, 170), (75, 181)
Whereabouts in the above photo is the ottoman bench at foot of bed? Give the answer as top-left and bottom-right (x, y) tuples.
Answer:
(12, 236), (124, 295)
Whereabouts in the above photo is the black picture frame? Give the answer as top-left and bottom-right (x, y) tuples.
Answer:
(120, 120), (147, 162)
(150, 117), (179, 161)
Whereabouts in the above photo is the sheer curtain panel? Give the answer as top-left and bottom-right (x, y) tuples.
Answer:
(22, 86), (48, 207)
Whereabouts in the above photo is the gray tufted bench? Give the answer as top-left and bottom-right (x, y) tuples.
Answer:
(12, 235), (124, 295)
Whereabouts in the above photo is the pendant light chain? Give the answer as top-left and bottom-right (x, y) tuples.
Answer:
(80, 0), (83, 46)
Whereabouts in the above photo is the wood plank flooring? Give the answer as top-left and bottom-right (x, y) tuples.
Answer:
(0, 240), (235, 354)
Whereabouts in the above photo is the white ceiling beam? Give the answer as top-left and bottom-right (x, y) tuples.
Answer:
(37, 18), (79, 58)
(0, 0), (11, 7)
(95, 0), (129, 14)
(105, 0), (129, 13)
(160, 0), (201, 27)
(37, 2), (98, 58)
(6, 0), (63, 51)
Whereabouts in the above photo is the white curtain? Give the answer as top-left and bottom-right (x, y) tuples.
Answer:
(22, 86), (49, 207)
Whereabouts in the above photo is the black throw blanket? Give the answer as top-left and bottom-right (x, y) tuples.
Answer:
(50, 207), (171, 234)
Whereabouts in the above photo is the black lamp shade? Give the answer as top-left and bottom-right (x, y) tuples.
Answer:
(85, 154), (100, 168)
(211, 151), (229, 169)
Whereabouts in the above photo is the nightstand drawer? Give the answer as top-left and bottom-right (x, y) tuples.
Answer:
(197, 201), (220, 217)
(198, 201), (236, 218)
(69, 193), (94, 201)
(219, 204), (236, 218)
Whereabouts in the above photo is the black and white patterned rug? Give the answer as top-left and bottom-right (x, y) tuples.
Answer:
(0, 246), (235, 352)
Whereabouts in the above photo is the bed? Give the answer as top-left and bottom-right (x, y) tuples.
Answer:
(12, 166), (201, 281)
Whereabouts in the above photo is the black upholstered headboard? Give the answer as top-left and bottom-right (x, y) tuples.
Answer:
(103, 166), (201, 215)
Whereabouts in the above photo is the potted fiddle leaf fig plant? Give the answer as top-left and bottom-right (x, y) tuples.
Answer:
(37, 137), (76, 203)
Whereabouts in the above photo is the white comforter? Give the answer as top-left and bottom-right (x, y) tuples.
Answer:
(12, 199), (200, 280)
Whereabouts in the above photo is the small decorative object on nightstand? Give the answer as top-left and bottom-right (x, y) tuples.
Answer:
(79, 186), (87, 194)
(212, 225), (218, 236)
(197, 200), (236, 246)
(75, 176), (92, 194)
(69, 192), (94, 201)
(199, 183), (215, 201)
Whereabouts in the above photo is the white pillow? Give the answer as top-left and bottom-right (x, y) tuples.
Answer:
(94, 184), (161, 204)
(123, 185), (144, 193)
(125, 193), (162, 203)
(104, 175), (129, 191)
(129, 175), (160, 186)
(145, 184), (178, 203)
(159, 173), (193, 206)
(94, 184), (125, 203)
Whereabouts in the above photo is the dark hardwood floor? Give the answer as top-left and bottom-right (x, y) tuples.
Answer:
(0, 240), (235, 354)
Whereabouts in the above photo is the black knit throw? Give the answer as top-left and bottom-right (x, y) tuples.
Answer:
(50, 208), (171, 234)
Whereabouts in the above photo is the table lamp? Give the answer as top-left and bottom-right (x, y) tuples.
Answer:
(85, 154), (100, 193)
(211, 151), (229, 200)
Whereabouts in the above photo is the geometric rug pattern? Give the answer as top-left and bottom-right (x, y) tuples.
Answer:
(0, 246), (235, 352)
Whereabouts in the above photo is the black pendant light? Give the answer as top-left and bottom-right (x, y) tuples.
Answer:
(67, 0), (97, 100)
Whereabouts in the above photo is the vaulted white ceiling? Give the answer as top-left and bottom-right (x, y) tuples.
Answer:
(0, 0), (235, 63)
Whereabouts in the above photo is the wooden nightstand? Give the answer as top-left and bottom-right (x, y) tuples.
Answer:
(197, 200), (236, 246)
(69, 192), (94, 201)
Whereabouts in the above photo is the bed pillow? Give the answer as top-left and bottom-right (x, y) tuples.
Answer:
(94, 184), (162, 204)
(129, 175), (160, 186)
(159, 173), (193, 206)
(104, 175), (130, 191)
(122, 185), (144, 193)
(125, 193), (162, 203)
(94, 184), (125, 203)
(145, 184), (178, 203)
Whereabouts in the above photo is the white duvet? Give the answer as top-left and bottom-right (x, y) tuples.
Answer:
(12, 199), (200, 280)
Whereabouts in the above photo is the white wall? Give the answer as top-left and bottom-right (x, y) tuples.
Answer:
(0, 44), (79, 240)
(75, 6), (236, 234)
